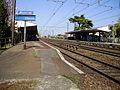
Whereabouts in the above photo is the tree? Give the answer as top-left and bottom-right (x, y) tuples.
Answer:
(112, 18), (120, 38)
(69, 15), (93, 31)
(0, 0), (11, 38)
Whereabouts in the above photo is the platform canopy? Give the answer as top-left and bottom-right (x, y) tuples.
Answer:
(15, 21), (37, 28)
(66, 26), (111, 34)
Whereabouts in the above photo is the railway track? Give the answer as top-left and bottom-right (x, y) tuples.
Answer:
(61, 42), (120, 57)
(42, 39), (120, 84)
(46, 39), (120, 57)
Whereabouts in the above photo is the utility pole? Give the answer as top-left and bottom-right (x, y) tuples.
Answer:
(112, 21), (115, 43)
(67, 22), (69, 32)
(11, 0), (16, 45)
(52, 30), (54, 36)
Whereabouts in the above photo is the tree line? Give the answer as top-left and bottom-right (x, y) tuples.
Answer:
(0, 0), (11, 38)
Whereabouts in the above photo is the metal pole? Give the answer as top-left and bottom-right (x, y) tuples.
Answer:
(23, 21), (26, 49)
(52, 30), (54, 36)
(11, 0), (16, 45)
(67, 22), (69, 32)
(112, 21), (115, 43)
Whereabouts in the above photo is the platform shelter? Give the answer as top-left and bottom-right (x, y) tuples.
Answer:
(66, 26), (111, 42)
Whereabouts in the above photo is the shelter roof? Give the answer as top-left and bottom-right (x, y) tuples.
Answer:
(66, 27), (111, 34)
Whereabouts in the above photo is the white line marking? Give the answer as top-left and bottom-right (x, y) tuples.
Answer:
(41, 40), (84, 74)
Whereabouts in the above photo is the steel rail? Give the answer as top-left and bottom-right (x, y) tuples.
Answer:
(63, 43), (120, 57)
(48, 39), (120, 57)
(61, 51), (120, 84)
(43, 39), (120, 84)
(48, 41), (120, 70)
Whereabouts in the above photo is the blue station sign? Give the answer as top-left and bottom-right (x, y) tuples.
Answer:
(15, 14), (36, 21)
(18, 11), (33, 15)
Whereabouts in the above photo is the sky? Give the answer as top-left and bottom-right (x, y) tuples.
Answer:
(16, 0), (120, 36)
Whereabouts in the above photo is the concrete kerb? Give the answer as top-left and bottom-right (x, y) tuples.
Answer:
(40, 40), (84, 74)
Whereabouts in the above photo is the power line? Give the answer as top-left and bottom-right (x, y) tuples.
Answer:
(39, 26), (66, 28)
(54, 0), (98, 25)
(55, 0), (98, 25)
(73, 1), (97, 15)
(87, 8), (112, 18)
(44, 0), (68, 26)
(93, 14), (120, 22)
(55, 0), (115, 25)
(83, 0), (111, 15)
(54, 4), (79, 25)
(44, 4), (63, 25)
(74, 0), (86, 4)
(47, 0), (64, 4)
(54, 0), (90, 24)
(119, 0), (120, 8)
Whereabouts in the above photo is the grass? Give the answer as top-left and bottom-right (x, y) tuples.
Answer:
(0, 48), (7, 55)
(63, 75), (81, 89)
(0, 44), (13, 55)
(32, 52), (38, 58)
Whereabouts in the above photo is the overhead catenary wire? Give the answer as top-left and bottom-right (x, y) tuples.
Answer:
(93, 14), (120, 22)
(54, 0), (89, 25)
(74, 0), (86, 3)
(119, 0), (120, 8)
(55, 0), (98, 25)
(40, 0), (120, 36)
(44, 0), (68, 26)
(54, 4), (79, 25)
(87, 8), (113, 18)
(55, 0), (116, 26)
(44, 0), (119, 32)
(87, 6), (120, 20)
(73, 1), (98, 15)
(47, 0), (64, 4)
(39, 25), (67, 36)
(74, 0), (112, 15)
(53, 3), (58, 12)
(38, 26), (66, 28)
(83, 0), (111, 15)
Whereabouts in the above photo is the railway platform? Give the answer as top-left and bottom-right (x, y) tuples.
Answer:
(0, 40), (81, 90)
(33, 41), (80, 76)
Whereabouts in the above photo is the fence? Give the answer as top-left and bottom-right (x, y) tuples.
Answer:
(0, 37), (12, 49)
(101, 37), (120, 43)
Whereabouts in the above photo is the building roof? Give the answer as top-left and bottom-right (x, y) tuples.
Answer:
(97, 25), (111, 32)
(66, 26), (111, 34)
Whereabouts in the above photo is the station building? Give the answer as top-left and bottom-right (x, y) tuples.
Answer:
(66, 26), (111, 42)
(15, 21), (39, 41)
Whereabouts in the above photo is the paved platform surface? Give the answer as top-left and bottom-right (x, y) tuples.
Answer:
(0, 41), (80, 90)
(0, 42), (41, 82)
(34, 41), (79, 76)
(35, 75), (79, 90)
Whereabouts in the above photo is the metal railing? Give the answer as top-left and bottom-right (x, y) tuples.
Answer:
(0, 37), (12, 49)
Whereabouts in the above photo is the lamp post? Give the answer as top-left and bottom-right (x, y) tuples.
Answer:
(11, 0), (16, 45)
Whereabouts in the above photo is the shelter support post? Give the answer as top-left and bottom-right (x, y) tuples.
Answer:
(23, 21), (26, 49)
